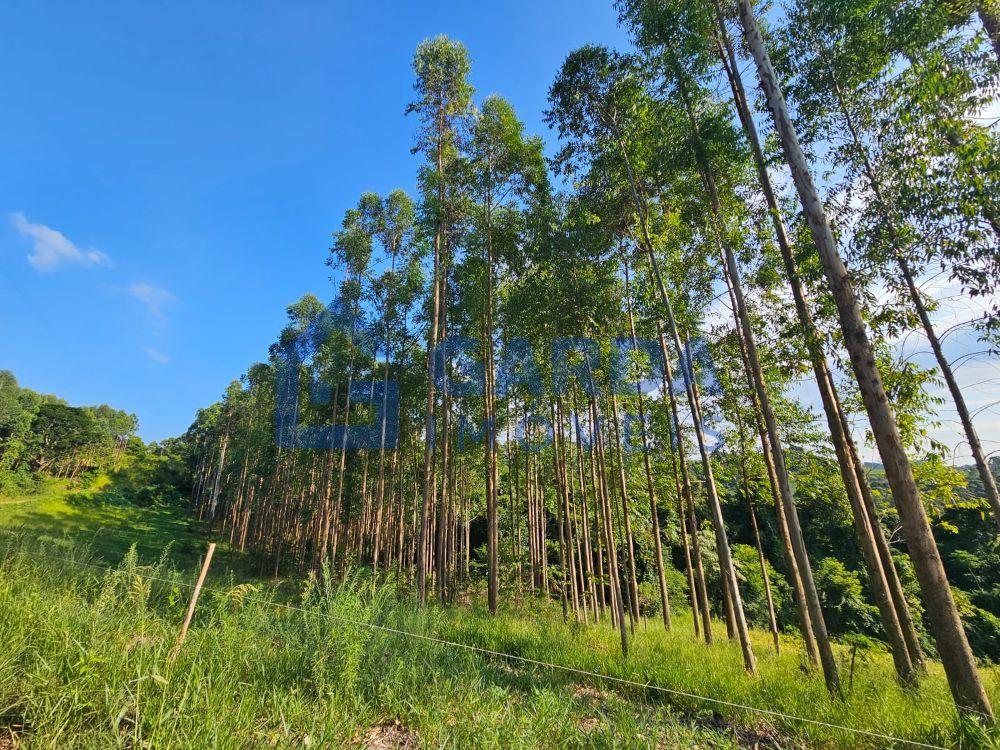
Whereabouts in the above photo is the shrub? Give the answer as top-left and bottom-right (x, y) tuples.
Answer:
(813, 557), (880, 637)
(953, 588), (1000, 662)
(731, 543), (791, 631)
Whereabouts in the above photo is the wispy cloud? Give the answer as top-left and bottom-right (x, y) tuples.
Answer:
(129, 282), (176, 321)
(143, 346), (170, 364)
(10, 212), (111, 272)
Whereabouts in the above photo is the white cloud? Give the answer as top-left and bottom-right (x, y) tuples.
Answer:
(10, 211), (111, 272)
(143, 346), (170, 364)
(129, 282), (176, 320)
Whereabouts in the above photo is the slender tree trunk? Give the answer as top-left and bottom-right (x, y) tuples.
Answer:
(712, 9), (916, 679)
(737, 413), (780, 653)
(480, 182), (501, 611)
(736, 0), (992, 717)
(902, 262), (1000, 529)
(436, 264), (454, 603)
(838, 391), (928, 672)
(663, 362), (700, 636)
(658, 322), (713, 642)
(591, 394), (630, 656)
(555, 400), (582, 618)
(719, 242), (839, 688)
(624, 261), (671, 629)
(609, 392), (641, 627)
(573, 395), (599, 620)
(417, 107), (448, 607)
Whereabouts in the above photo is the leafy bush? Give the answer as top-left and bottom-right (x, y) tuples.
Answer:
(813, 557), (880, 637)
(731, 543), (791, 631)
(953, 588), (1000, 662)
(0, 466), (40, 497)
(637, 565), (689, 619)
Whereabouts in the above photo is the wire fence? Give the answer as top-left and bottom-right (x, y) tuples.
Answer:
(0, 527), (983, 749)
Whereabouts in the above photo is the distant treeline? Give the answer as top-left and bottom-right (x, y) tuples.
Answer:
(0, 369), (138, 494)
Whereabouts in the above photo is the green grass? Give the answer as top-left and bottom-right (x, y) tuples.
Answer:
(0, 538), (738, 749)
(1, 483), (999, 749)
(0, 478), (255, 577)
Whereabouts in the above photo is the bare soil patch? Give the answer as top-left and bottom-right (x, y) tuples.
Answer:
(355, 720), (417, 749)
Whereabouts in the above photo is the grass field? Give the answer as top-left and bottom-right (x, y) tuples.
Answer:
(0, 479), (254, 577)
(1, 484), (998, 749)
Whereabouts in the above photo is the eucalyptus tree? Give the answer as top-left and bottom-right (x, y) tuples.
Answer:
(711, 344), (781, 653)
(774, 0), (1000, 535)
(733, 0), (993, 719)
(621, 254), (673, 630)
(362, 189), (418, 574)
(407, 36), (475, 605)
(326, 200), (375, 565)
(548, 46), (758, 674)
(464, 94), (547, 613)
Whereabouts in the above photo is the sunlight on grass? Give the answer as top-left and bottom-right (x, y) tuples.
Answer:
(1, 532), (997, 749)
(2, 483), (998, 749)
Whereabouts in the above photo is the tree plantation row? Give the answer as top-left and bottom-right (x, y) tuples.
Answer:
(179, 0), (1000, 724)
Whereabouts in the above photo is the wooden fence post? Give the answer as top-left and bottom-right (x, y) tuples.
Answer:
(169, 542), (216, 663)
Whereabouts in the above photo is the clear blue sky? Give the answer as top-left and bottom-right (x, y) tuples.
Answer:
(0, 1), (628, 442)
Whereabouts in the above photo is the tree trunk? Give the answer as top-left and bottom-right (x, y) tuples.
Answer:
(738, 416), (779, 654)
(658, 321), (713, 642)
(673, 47), (837, 686)
(417, 122), (446, 606)
(610, 392), (642, 627)
(624, 262), (671, 629)
(484, 194), (500, 613)
(591, 394), (630, 656)
(979, 1), (1000, 61)
(736, 0), (992, 718)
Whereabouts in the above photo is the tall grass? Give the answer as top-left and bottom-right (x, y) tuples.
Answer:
(0, 534), (997, 749)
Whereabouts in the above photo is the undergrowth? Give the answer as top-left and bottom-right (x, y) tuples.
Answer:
(0, 534), (998, 749)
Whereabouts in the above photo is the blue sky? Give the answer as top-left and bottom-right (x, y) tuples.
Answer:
(0, 1), (628, 442)
(2, 3), (996, 466)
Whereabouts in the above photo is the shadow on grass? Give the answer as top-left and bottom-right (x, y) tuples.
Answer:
(0, 480), (264, 581)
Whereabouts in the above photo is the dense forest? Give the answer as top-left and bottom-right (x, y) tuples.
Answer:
(7, 0), (1000, 735)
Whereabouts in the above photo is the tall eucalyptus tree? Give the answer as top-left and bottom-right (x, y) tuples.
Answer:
(407, 36), (474, 605)
(733, 0), (993, 719)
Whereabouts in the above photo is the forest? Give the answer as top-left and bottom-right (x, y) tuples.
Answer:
(3, 0), (1000, 747)
(0, 370), (137, 494)
(180, 0), (1000, 720)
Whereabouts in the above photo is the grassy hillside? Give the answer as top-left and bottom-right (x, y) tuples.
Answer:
(1, 484), (999, 749)
(0, 478), (251, 577)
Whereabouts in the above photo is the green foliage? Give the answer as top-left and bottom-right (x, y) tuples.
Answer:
(814, 557), (881, 638)
(731, 543), (791, 631)
(953, 587), (1000, 663)
(0, 370), (139, 497)
(104, 440), (192, 508)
